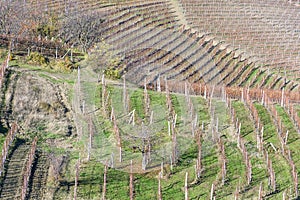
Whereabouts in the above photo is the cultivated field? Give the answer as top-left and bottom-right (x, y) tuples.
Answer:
(0, 0), (299, 199)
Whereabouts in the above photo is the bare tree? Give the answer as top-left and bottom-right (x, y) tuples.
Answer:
(59, 11), (105, 52)
(0, 1), (15, 35)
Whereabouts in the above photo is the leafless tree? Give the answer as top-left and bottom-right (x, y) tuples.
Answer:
(0, 1), (15, 35)
(59, 11), (105, 52)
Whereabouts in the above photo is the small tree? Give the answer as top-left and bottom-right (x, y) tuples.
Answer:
(59, 11), (105, 52)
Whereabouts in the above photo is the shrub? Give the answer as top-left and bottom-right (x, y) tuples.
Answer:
(50, 56), (77, 72)
(26, 52), (49, 66)
(104, 67), (121, 80)
(84, 40), (123, 75)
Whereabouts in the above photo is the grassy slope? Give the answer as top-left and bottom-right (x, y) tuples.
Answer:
(52, 83), (300, 199)
(254, 103), (293, 198)
(275, 105), (300, 176)
(212, 100), (246, 199)
(232, 100), (268, 198)
(2, 52), (300, 199)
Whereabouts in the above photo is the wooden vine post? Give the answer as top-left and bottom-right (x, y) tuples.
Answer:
(158, 172), (162, 200)
(210, 183), (215, 200)
(102, 161), (108, 200)
(74, 159), (80, 200)
(185, 172), (189, 200)
(87, 116), (93, 161)
(171, 118), (178, 165)
(123, 76), (129, 113)
(21, 136), (38, 200)
(129, 160), (134, 200)
(264, 151), (276, 192)
(144, 80), (150, 118)
(219, 138), (226, 186)
(195, 129), (202, 181)
(226, 93), (253, 185)
(0, 122), (18, 176)
(258, 182), (263, 200)
(0, 51), (10, 87)
(112, 111), (122, 148)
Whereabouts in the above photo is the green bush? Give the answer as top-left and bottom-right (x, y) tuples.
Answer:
(26, 52), (49, 66)
(84, 40), (123, 74)
(51, 56), (76, 72)
(104, 67), (121, 79)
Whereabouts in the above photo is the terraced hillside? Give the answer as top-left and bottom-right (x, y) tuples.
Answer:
(0, 0), (299, 199)
(179, 0), (300, 81)
(2, 0), (299, 91)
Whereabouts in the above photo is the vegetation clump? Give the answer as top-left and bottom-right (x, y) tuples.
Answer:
(26, 52), (49, 66)
(50, 56), (77, 72)
(83, 40), (123, 79)
(104, 67), (121, 80)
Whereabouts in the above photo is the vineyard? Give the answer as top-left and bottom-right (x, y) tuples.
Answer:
(0, 0), (299, 199)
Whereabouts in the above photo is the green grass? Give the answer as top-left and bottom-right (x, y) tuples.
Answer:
(0, 121), (8, 150)
(6, 57), (300, 199)
(38, 73), (75, 85)
(148, 90), (167, 131)
(188, 141), (219, 199)
(52, 89), (220, 198)
(130, 89), (146, 120)
(231, 100), (269, 198)
(55, 140), (218, 199)
(0, 134), (6, 151)
(254, 103), (278, 144)
(170, 94), (182, 118)
(52, 84), (300, 199)
(232, 100), (255, 139)
(211, 100), (230, 131)
(275, 105), (300, 168)
(263, 73), (275, 88)
(210, 100), (247, 198)
(78, 162), (104, 199)
(171, 94), (195, 134)
(135, 174), (159, 199)
(295, 105), (300, 118)
(216, 141), (246, 199)
(106, 166), (130, 199)
(243, 68), (259, 86)
(252, 71), (265, 87)
(192, 96), (210, 129)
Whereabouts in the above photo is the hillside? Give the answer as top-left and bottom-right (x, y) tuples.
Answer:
(0, 0), (299, 199)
